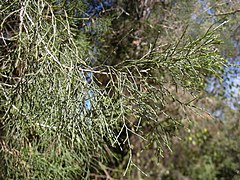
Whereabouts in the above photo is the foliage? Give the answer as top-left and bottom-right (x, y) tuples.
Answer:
(188, 0), (240, 106)
(160, 111), (240, 180)
(120, 95), (240, 179)
(0, 0), (228, 179)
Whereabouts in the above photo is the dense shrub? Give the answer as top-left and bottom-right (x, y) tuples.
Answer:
(0, 0), (230, 179)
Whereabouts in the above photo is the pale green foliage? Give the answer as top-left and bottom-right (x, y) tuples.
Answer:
(0, 0), (226, 178)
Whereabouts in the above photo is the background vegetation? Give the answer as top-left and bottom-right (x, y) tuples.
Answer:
(0, 0), (239, 179)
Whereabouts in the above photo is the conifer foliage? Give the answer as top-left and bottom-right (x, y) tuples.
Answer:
(0, 0), (226, 178)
